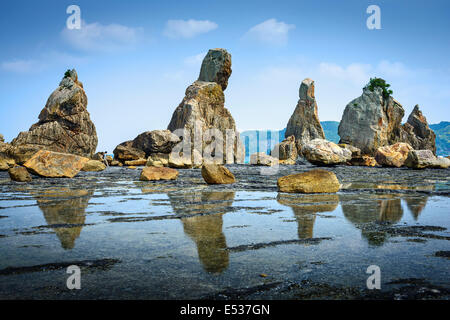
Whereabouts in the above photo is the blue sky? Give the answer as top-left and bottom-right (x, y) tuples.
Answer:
(1, 0), (449, 152)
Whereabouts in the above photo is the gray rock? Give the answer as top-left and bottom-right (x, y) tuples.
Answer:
(399, 105), (436, 154)
(113, 140), (146, 162)
(198, 48), (232, 91)
(405, 150), (449, 169)
(285, 79), (325, 151)
(302, 139), (352, 165)
(271, 135), (297, 164)
(250, 152), (278, 166)
(132, 130), (180, 156)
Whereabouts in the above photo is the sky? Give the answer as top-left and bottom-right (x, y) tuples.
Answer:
(0, 0), (449, 153)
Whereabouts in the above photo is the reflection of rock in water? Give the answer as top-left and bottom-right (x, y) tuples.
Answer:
(35, 189), (93, 250)
(277, 194), (338, 239)
(404, 197), (428, 220)
(341, 195), (404, 246)
(169, 191), (234, 274)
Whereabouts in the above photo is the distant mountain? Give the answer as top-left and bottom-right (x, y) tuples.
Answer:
(240, 121), (449, 159)
(430, 121), (450, 156)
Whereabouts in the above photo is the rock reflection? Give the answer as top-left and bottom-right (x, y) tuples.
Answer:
(404, 197), (428, 220)
(277, 194), (339, 239)
(341, 195), (404, 246)
(34, 189), (93, 250)
(169, 191), (235, 274)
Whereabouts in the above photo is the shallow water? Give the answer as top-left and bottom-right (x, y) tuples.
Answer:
(0, 164), (449, 299)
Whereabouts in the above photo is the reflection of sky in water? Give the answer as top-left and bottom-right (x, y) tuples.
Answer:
(0, 180), (449, 298)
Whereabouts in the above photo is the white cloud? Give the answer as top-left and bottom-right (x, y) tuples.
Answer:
(61, 20), (142, 52)
(1, 59), (40, 73)
(163, 19), (218, 39)
(243, 19), (295, 46)
(318, 62), (371, 86)
(184, 52), (206, 67)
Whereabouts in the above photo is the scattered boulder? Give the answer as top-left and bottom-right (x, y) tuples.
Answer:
(285, 79), (325, 150)
(338, 144), (361, 158)
(167, 48), (244, 164)
(124, 159), (147, 166)
(82, 160), (106, 172)
(8, 166), (32, 182)
(350, 155), (378, 167)
(132, 130), (180, 156)
(405, 150), (450, 169)
(198, 48), (232, 91)
(399, 105), (436, 154)
(10, 69), (98, 163)
(23, 150), (90, 178)
(168, 150), (202, 169)
(113, 140), (146, 162)
(140, 166), (179, 181)
(201, 164), (235, 184)
(277, 169), (341, 193)
(271, 135), (297, 165)
(338, 83), (405, 155)
(375, 143), (413, 167)
(146, 153), (169, 167)
(302, 139), (352, 165)
(250, 152), (278, 166)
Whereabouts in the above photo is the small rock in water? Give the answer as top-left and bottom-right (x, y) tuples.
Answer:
(140, 166), (179, 181)
(8, 166), (32, 182)
(277, 169), (341, 193)
(201, 164), (235, 184)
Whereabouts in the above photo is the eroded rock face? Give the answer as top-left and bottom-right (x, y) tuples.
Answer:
(350, 155), (378, 167)
(167, 48), (244, 165)
(198, 49), (232, 91)
(132, 130), (180, 156)
(405, 150), (450, 169)
(113, 141), (146, 162)
(285, 79), (325, 150)
(23, 150), (89, 178)
(201, 164), (235, 184)
(399, 105), (436, 154)
(11, 70), (98, 163)
(271, 135), (297, 165)
(146, 153), (169, 167)
(338, 86), (404, 155)
(124, 159), (147, 166)
(82, 160), (106, 172)
(375, 143), (413, 168)
(250, 152), (278, 166)
(8, 166), (32, 182)
(277, 169), (341, 193)
(302, 139), (352, 165)
(140, 166), (179, 181)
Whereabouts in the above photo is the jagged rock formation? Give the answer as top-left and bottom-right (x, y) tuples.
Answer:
(285, 79), (325, 151)
(338, 85), (404, 156)
(167, 48), (244, 164)
(271, 135), (297, 165)
(10, 69), (98, 163)
(399, 105), (436, 154)
(338, 82), (436, 156)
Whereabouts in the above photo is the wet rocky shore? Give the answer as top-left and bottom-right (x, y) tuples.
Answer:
(0, 164), (449, 299)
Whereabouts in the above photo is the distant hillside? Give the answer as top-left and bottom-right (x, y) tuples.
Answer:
(240, 121), (449, 159)
(430, 121), (450, 156)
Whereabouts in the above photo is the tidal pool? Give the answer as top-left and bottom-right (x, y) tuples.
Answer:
(0, 164), (449, 299)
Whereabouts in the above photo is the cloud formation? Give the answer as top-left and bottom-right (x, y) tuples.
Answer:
(61, 20), (142, 52)
(243, 19), (295, 46)
(1, 59), (40, 73)
(163, 19), (218, 39)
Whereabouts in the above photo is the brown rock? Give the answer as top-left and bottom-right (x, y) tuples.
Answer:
(399, 105), (436, 154)
(350, 155), (378, 167)
(250, 152), (278, 166)
(124, 158), (147, 166)
(277, 169), (341, 193)
(132, 130), (180, 156)
(146, 153), (169, 167)
(82, 160), (106, 172)
(201, 164), (235, 184)
(375, 143), (413, 167)
(23, 150), (89, 178)
(113, 140), (146, 162)
(10, 69), (98, 162)
(8, 166), (32, 182)
(271, 135), (297, 164)
(140, 166), (179, 181)
(0, 155), (15, 171)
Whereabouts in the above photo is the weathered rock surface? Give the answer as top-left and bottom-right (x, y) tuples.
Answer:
(8, 166), (32, 182)
(198, 48), (232, 91)
(302, 139), (352, 165)
(338, 144), (361, 158)
(0, 151), (15, 171)
(124, 159), (147, 166)
(338, 85), (405, 155)
(0, 134), (3, 143)
(132, 130), (180, 156)
(146, 153), (169, 167)
(285, 79), (325, 150)
(375, 143), (413, 168)
(271, 135), (297, 165)
(201, 164), (235, 184)
(140, 166), (179, 181)
(23, 150), (89, 178)
(168, 150), (202, 169)
(350, 155), (378, 167)
(82, 160), (106, 172)
(10, 69), (98, 163)
(167, 48), (244, 164)
(250, 152), (278, 166)
(113, 140), (146, 162)
(405, 150), (450, 169)
(399, 105), (436, 154)
(277, 169), (341, 193)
